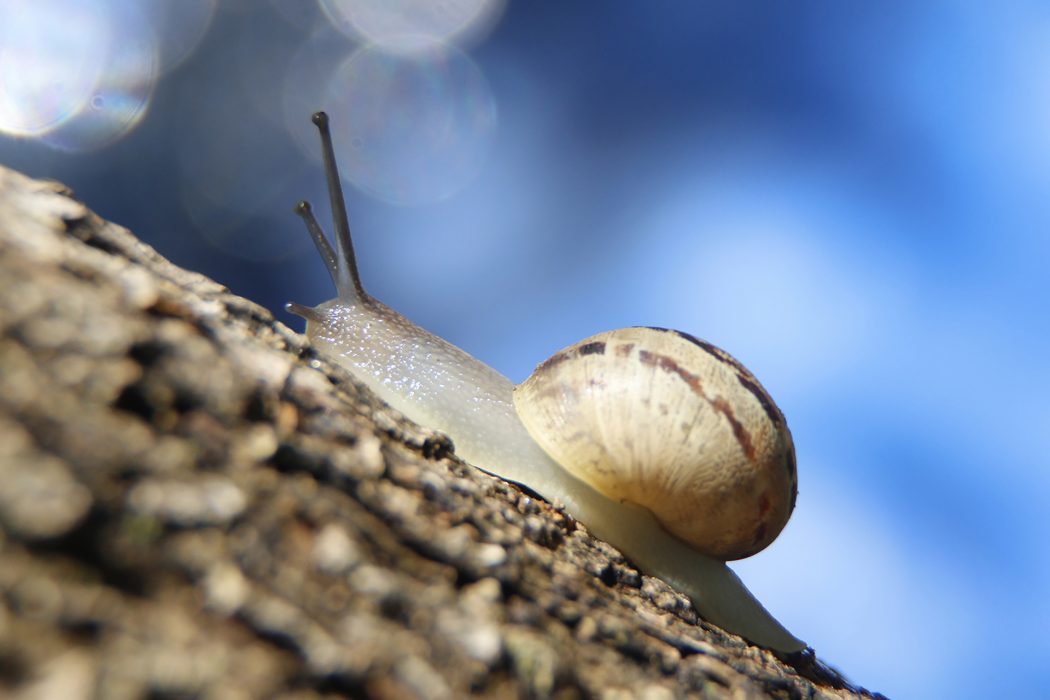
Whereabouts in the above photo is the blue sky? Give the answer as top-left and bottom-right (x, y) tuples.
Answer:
(3, 2), (1048, 697)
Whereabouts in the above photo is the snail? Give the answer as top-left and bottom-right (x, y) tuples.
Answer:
(286, 112), (805, 653)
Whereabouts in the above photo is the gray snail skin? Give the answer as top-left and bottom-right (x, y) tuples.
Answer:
(287, 112), (805, 653)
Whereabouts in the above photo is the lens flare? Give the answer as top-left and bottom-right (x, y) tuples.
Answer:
(40, 4), (158, 153)
(318, 0), (506, 51)
(323, 43), (498, 205)
(0, 1), (110, 137)
(139, 0), (218, 74)
(282, 27), (356, 163)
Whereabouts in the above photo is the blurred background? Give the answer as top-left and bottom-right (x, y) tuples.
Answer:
(2, 1), (1048, 697)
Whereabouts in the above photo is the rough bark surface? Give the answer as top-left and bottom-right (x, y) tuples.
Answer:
(0, 164), (885, 700)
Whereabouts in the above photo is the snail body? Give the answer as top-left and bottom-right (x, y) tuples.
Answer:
(287, 113), (805, 653)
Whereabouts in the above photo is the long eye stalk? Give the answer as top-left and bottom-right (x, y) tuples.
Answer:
(294, 200), (337, 277)
(291, 112), (367, 302)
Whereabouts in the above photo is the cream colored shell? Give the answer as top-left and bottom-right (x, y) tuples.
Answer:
(513, 327), (797, 561)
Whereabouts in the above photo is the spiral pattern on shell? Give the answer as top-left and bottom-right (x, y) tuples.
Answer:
(513, 327), (797, 560)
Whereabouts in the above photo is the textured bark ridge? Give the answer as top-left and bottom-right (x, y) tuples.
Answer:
(0, 164), (885, 699)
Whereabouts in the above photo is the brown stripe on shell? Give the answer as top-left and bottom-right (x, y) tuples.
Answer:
(641, 326), (760, 381)
(750, 522), (767, 547)
(679, 332), (753, 378)
(784, 449), (798, 511)
(638, 349), (705, 397)
(711, 397), (757, 461)
(735, 374), (782, 425)
(638, 348), (757, 460)
(537, 350), (573, 373)
(643, 327), (784, 427)
(640, 327), (730, 365)
(578, 341), (607, 356)
(758, 492), (772, 517)
(614, 343), (635, 357)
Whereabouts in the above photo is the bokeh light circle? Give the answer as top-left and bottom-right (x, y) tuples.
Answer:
(282, 26), (355, 163)
(324, 43), (498, 206)
(40, 2), (158, 153)
(139, 0), (218, 74)
(0, 0), (216, 148)
(318, 0), (506, 51)
(0, 1), (110, 137)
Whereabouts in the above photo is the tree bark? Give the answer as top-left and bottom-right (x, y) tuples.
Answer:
(0, 164), (885, 699)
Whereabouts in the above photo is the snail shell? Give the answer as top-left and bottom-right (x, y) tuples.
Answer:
(513, 326), (797, 560)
